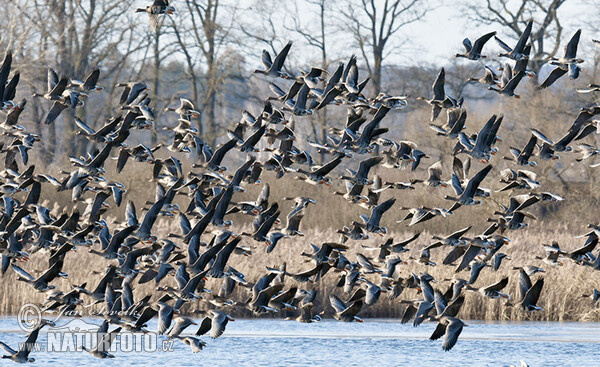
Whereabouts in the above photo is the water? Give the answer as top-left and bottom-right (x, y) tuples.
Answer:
(0, 317), (598, 366)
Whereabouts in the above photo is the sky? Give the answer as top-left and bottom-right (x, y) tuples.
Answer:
(134, 0), (595, 68)
(400, 0), (591, 64)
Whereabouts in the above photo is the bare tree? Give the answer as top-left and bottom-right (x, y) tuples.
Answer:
(286, 0), (339, 153)
(466, 0), (566, 76)
(14, 0), (143, 158)
(169, 0), (240, 145)
(339, 0), (431, 93)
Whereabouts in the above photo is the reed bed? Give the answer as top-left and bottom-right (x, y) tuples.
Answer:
(2, 223), (598, 322)
(2, 153), (598, 322)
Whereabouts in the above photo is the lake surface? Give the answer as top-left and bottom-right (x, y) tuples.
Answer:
(0, 317), (598, 366)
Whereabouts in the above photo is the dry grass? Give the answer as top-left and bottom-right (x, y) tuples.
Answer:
(3, 95), (600, 322)
(2, 217), (599, 322)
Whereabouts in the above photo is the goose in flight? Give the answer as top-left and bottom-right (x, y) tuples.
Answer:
(495, 20), (533, 60)
(253, 42), (293, 79)
(539, 29), (583, 89)
(135, 0), (176, 31)
(455, 31), (496, 60)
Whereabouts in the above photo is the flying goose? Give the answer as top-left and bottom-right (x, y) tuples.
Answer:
(513, 268), (544, 311)
(445, 164), (493, 211)
(455, 31), (496, 60)
(504, 134), (538, 166)
(0, 320), (55, 363)
(135, 0), (176, 31)
(539, 29), (583, 89)
(253, 41), (293, 79)
(416, 68), (460, 121)
(82, 321), (122, 359)
(329, 295), (363, 322)
(467, 66), (500, 86)
(494, 20), (533, 60)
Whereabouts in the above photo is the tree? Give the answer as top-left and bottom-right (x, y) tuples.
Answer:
(13, 0), (144, 158)
(169, 0), (241, 146)
(466, 0), (567, 76)
(285, 0), (338, 154)
(339, 0), (431, 93)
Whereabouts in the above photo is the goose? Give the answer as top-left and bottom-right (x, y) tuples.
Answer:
(135, 0), (175, 31)
(436, 316), (467, 351)
(294, 154), (344, 187)
(398, 206), (452, 227)
(531, 128), (577, 153)
(301, 242), (349, 266)
(494, 20), (533, 60)
(164, 98), (200, 119)
(329, 295), (363, 322)
(455, 31), (496, 60)
(283, 196), (317, 217)
(167, 317), (198, 338)
(253, 41), (293, 79)
(32, 68), (67, 101)
(372, 93), (408, 109)
(0, 51), (16, 110)
(536, 242), (564, 267)
(451, 157), (491, 198)
(359, 277), (385, 305)
(510, 44), (536, 77)
(576, 143), (600, 162)
(82, 321), (122, 359)
(423, 161), (447, 187)
(504, 134), (537, 166)
(416, 68), (460, 121)
(283, 209), (305, 237)
(361, 233), (420, 261)
(512, 268), (544, 311)
(0, 320), (55, 363)
(411, 273), (438, 326)
(358, 198), (396, 235)
(12, 262), (66, 291)
(488, 66), (526, 98)
(498, 169), (540, 191)
(468, 277), (510, 299)
(539, 29), (583, 89)
(340, 156), (382, 185)
(0, 98), (27, 132)
(115, 81), (149, 106)
(69, 68), (103, 92)
(426, 226), (471, 250)
(75, 116), (120, 143)
(577, 84), (600, 94)
(445, 164), (493, 211)
(430, 108), (467, 139)
(467, 66), (500, 86)
(456, 114), (503, 162)
(493, 253), (511, 270)
(176, 337), (206, 353)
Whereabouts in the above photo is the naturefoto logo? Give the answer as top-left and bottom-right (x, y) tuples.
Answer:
(17, 303), (175, 353)
(17, 303), (46, 332)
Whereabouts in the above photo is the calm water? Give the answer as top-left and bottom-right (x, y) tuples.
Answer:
(0, 317), (598, 366)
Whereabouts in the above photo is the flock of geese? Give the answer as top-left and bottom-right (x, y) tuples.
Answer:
(0, 1), (598, 362)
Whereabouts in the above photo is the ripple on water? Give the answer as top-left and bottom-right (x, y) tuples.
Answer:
(0, 318), (597, 366)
